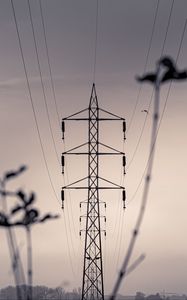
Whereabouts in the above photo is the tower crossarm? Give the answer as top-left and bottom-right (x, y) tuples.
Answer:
(62, 142), (125, 156)
(62, 107), (125, 122)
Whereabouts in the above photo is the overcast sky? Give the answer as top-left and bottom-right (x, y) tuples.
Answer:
(0, 0), (187, 297)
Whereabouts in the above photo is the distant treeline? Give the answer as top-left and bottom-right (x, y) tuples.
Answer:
(0, 285), (80, 300)
(0, 287), (186, 300)
(133, 292), (187, 300)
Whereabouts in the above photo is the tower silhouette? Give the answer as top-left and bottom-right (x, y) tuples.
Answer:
(61, 84), (126, 300)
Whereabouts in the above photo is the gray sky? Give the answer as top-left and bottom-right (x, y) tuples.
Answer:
(0, 0), (187, 296)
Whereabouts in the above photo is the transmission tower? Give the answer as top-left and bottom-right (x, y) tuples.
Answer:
(61, 83), (126, 300)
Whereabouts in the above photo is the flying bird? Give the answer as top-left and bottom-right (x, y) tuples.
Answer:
(141, 109), (148, 114)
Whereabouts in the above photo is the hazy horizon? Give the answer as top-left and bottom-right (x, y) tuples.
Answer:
(0, 0), (187, 297)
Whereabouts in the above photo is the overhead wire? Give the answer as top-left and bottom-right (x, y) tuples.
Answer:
(127, 0), (174, 170)
(11, 0), (78, 280)
(38, 0), (79, 278)
(90, 0), (125, 280)
(63, 160), (82, 277)
(93, 0), (99, 83)
(111, 34), (165, 300)
(160, 0), (175, 56)
(126, 0), (175, 175)
(103, 231), (107, 287)
(126, 92), (153, 170)
(38, 0), (61, 126)
(115, 209), (125, 270)
(127, 0), (176, 204)
(10, 0), (60, 205)
(88, 0), (127, 277)
(110, 19), (187, 297)
(27, 0), (60, 165)
(111, 140), (125, 272)
(128, 16), (187, 206)
(114, 0), (175, 276)
(112, 0), (160, 274)
(38, 0), (78, 235)
(39, 0), (83, 278)
(127, 0), (160, 134)
(104, 0), (159, 276)
(92, 0), (112, 283)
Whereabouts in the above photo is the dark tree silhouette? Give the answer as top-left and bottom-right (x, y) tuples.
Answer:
(11, 190), (59, 300)
(110, 55), (187, 300)
(0, 166), (59, 300)
(137, 56), (187, 84)
(0, 166), (27, 300)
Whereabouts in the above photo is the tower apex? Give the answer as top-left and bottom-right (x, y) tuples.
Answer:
(89, 83), (98, 108)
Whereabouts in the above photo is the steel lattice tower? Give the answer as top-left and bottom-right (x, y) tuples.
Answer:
(82, 85), (104, 300)
(61, 83), (126, 300)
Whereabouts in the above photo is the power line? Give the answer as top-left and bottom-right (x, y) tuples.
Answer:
(158, 17), (187, 125)
(39, 0), (78, 238)
(27, 0), (60, 165)
(11, 0), (77, 280)
(126, 91), (153, 170)
(112, 141), (125, 272)
(38, 0), (80, 278)
(160, 0), (175, 55)
(111, 39), (187, 296)
(127, 17), (187, 205)
(10, 0), (60, 205)
(126, 0), (175, 171)
(38, 0), (80, 276)
(62, 210), (77, 279)
(93, 0), (99, 83)
(127, 0), (160, 133)
(111, 0), (160, 276)
(113, 0), (176, 280)
(27, 1), (80, 275)
(115, 210), (125, 270)
(111, 47), (165, 300)
(110, 1), (161, 274)
(38, 0), (61, 126)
